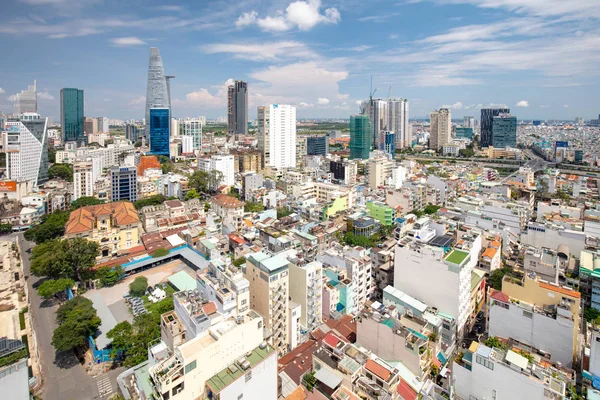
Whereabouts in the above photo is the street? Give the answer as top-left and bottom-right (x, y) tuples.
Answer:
(15, 233), (123, 400)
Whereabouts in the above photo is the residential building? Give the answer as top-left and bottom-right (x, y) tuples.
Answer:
(288, 260), (323, 331)
(257, 106), (270, 167)
(110, 166), (137, 202)
(463, 116), (474, 129)
(349, 115), (371, 160)
(197, 259), (250, 319)
(307, 135), (328, 156)
(227, 80), (248, 135)
(330, 159), (357, 185)
(210, 194), (245, 230)
(145, 47), (171, 139)
(388, 98), (410, 148)
(366, 201), (395, 226)
(243, 251), (290, 355)
(180, 118), (203, 151)
(73, 160), (93, 201)
(64, 201), (141, 257)
(296, 136), (307, 167)
(577, 250), (600, 311)
(288, 302), (301, 351)
(371, 239), (395, 295)
(4, 113), (49, 186)
(0, 353), (29, 400)
(198, 155), (235, 187)
(492, 114), (517, 148)
(383, 131), (395, 156)
(367, 152), (394, 190)
(60, 88), (85, 145)
(360, 99), (387, 149)
(232, 149), (262, 173)
(149, 107), (170, 156)
(481, 107), (510, 148)
(125, 123), (143, 143)
(13, 80), (37, 114)
(429, 108), (451, 151)
(267, 104), (296, 169)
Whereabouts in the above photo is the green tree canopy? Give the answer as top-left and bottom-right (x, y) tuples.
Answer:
(37, 278), (74, 299)
(52, 296), (101, 352)
(133, 194), (167, 210)
(129, 276), (148, 297)
(489, 266), (511, 290)
(343, 232), (376, 248)
(277, 207), (293, 219)
(184, 188), (200, 200)
(69, 197), (104, 210)
(244, 201), (264, 213)
(48, 163), (73, 182)
(0, 224), (12, 234)
(188, 170), (224, 194)
(151, 248), (169, 258)
(95, 266), (125, 287)
(31, 238), (99, 281)
(24, 210), (70, 244)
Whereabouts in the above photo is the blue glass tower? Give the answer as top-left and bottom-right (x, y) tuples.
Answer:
(492, 115), (517, 148)
(60, 88), (85, 145)
(149, 108), (170, 156)
(384, 131), (396, 155)
(307, 135), (328, 156)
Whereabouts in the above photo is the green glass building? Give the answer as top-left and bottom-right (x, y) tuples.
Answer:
(60, 88), (86, 145)
(492, 115), (517, 148)
(349, 115), (371, 160)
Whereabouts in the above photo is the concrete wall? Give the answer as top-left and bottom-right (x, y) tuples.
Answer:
(0, 359), (29, 400)
(521, 225), (585, 256)
(590, 330), (600, 377)
(218, 351), (278, 400)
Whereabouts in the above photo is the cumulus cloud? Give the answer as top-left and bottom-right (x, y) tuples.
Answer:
(441, 101), (463, 110)
(174, 79), (233, 109)
(236, 0), (340, 32)
(201, 41), (316, 61)
(564, 104), (569, 108)
(515, 100), (529, 107)
(540, 104), (551, 108)
(317, 97), (330, 105)
(299, 102), (314, 108)
(128, 96), (146, 107)
(37, 92), (54, 100)
(0, 88), (5, 94)
(110, 37), (146, 46)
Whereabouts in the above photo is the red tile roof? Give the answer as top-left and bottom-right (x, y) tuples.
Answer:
(489, 289), (509, 303)
(211, 194), (245, 209)
(323, 332), (342, 349)
(65, 201), (139, 235)
(397, 379), (417, 400)
(364, 359), (392, 382)
(539, 282), (581, 299)
(202, 302), (217, 315)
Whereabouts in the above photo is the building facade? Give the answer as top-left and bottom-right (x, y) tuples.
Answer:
(492, 114), (517, 148)
(388, 98), (410, 149)
(149, 107), (170, 156)
(13, 81), (37, 115)
(4, 113), (49, 186)
(180, 118), (202, 151)
(73, 160), (93, 201)
(227, 80), (248, 135)
(481, 107), (510, 148)
(430, 108), (451, 151)
(110, 166), (137, 202)
(268, 104), (296, 169)
(307, 135), (328, 156)
(145, 47), (171, 139)
(60, 88), (85, 145)
(350, 115), (372, 160)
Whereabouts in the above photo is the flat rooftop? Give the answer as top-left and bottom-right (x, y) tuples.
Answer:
(445, 249), (469, 265)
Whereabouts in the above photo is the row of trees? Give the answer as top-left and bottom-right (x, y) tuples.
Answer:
(31, 238), (99, 282)
(52, 296), (101, 352)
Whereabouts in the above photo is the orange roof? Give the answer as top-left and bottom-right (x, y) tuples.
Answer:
(202, 302), (218, 315)
(490, 240), (501, 248)
(210, 194), (245, 209)
(364, 359), (392, 382)
(65, 201), (139, 235)
(538, 282), (581, 299)
(286, 386), (307, 400)
(482, 247), (497, 259)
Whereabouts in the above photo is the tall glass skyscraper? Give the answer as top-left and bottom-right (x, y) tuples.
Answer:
(149, 108), (170, 156)
(60, 88), (85, 145)
(145, 47), (171, 139)
(350, 115), (372, 160)
(307, 135), (328, 156)
(227, 80), (248, 135)
(492, 114), (517, 148)
(481, 107), (510, 148)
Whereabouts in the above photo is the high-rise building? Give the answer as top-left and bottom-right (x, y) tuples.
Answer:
(227, 80), (248, 135)
(125, 123), (143, 143)
(388, 98), (410, 148)
(13, 81), (37, 115)
(349, 115), (371, 160)
(481, 107), (510, 148)
(145, 47), (171, 139)
(455, 127), (474, 139)
(361, 99), (388, 149)
(463, 116), (475, 129)
(383, 131), (396, 156)
(73, 160), (93, 201)
(149, 108), (170, 156)
(257, 106), (270, 168)
(4, 113), (49, 186)
(295, 136), (307, 167)
(198, 155), (235, 188)
(306, 135), (328, 156)
(268, 104), (296, 169)
(110, 166), (137, 202)
(289, 261), (323, 331)
(492, 114), (517, 148)
(367, 151), (394, 190)
(430, 108), (451, 151)
(60, 88), (85, 145)
(180, 118), (202, 151)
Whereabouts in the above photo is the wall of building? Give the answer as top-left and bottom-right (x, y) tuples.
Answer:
(217, 351), (277, 400)
(0, 359), (29, 400)
(521, 224), (585, 257)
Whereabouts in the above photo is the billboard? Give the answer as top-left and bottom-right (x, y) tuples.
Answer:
(555, 141), (569, 148)
(542, 141), (551, 149)
(0, 181), (17, 192)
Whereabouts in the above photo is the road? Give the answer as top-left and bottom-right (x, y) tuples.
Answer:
(16, 234), (123, 400)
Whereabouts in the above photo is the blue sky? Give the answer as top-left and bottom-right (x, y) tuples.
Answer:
(1, 0), (599, 121)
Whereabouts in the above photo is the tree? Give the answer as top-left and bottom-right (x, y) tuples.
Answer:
(31, 238), (99, 281)
(95, 266), (125, 287)
(184, 189), (200, 200)
(343, 232), (376, 248)
(151, 248), (169, 258)
(244, 201), (264, 213)
(48, 163), (73, 182)
(232, 257), (246, 268)
(423, 205), (440, 215)
(584, 307), (600, 322)
(69, 196), (104, 210)
(0, 224), (12, 234)
(484, 336), (507, 350)
(189, 170), (224, 194)
(277, 207), (293, 219)
(133, 194), (167, 210)
(129, 276), (148, 297)
(134, 141), (142, 148)
(52, 296), (101, 352)
(303, 372), (317, 392)
(24, 210), (70, 244)
(37, 278), (74, 299)
(48, 147), (57, 163)
(489, 266), (511, 290)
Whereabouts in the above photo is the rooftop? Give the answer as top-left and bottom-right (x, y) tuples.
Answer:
(445, 249), (469, 265)
(211, 194), (245, 209)
(65, 201), (139, 234)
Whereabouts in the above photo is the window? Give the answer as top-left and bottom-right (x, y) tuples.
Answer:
(475, 355), (494, 370)
(442, 323), (451, 330)
(184, 360), (197, 373)
(245, 371), (252, 382)
(241, 299), (247, 306)
(522, 310), (533, 319)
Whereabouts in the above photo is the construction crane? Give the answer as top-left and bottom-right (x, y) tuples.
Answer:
(387, 86), (392, 100)
(369, 75), (377, 100)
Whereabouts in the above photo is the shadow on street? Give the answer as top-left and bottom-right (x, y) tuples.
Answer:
(53, 350), (80, 370)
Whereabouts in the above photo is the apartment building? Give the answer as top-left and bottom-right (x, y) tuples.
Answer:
(209, 194), (245, 231)
(73, 160), (93, 201)
(367, 152), (394, 190)
(288, 260), (323, 331)
(197, 258), (250, 319)
(244, 251), (290, 355)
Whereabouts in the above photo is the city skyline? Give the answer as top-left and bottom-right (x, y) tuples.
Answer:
(0, 0), (599, 121)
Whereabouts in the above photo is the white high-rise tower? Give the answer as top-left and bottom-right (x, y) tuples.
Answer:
(388, 99), (410, 148)
(13, 81), (37, 115)
(268, 104), (296, 169)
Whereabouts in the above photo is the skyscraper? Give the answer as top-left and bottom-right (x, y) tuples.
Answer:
(388, 99), (410, 149)
(360, 99), (387, 150)
(60, 88), (85, 145)
(145, 47), (171, 139)
(227, 80), (248, 135)
(13, 81), (37, 115)
(463, 116), (475, 129)
(481, 108), (510, 148)
(4, 113), (49, 186)
(268, 104), (296, 169)
(306, 135), (329, 156)
(349, 115), (372, 160)
(257, 106), (270, 168)
(430, 108), (451, 151)
(149, 108), (170, 156)
(492, 114), (517, 148)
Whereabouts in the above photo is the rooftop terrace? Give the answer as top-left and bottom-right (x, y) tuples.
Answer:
(445, 249), (469, 265)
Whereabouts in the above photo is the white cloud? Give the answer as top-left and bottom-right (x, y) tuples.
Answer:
(237, 0), (341, 32)
(317, 97), (330, 105)
(299, 102), (314, 108)
(564, 104), (569, 108)
(201, 41), (316, 61)
(174, 79), (233, 109)
(128, 96), (146, 107)
(515, 100), (529, 107)
(349, 45), (374, 52)
(0, 88), (4, 94)
(37, 92), (54, 100)
(389, 34), (399, 39)
(110, 37), (146, 46)
(356, 100), (363, 105)
(540, 104), (551, 108)
(441, 101), (463, 110)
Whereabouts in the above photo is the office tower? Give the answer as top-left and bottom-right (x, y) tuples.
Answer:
(306, 135), (329, 156)
(60, 88), (85, 145)
(383, 131), (395, 156)
(227, 80), (248, 135)
(481, 107), (510, 148)
(388, 98), (410, 148)
(149, 108), (170, 156)
(349, 115), (371, 160)
(84, 117), (97, 134)
(125, 123), (143, 143)
(4, 113), (49, 186)
(180, 118), (202, 150)
(430, 108), (451, 151)
(97, 117), (109, 132)
(455, 127), (474, 139)
(268, 104), (296, 169)
(361, 99), (388, 149)
(170, 117), (179, 137)
(463, 116), (475, 129)
(492, 114), (517, 148)
(257, 106), (269, 167)
(110, 166), (137, 202)
(244, 252), (290, 355)
(13, 81), (37, 114)
(73, 160), (93, 201)
(145, 47), (170, 139)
